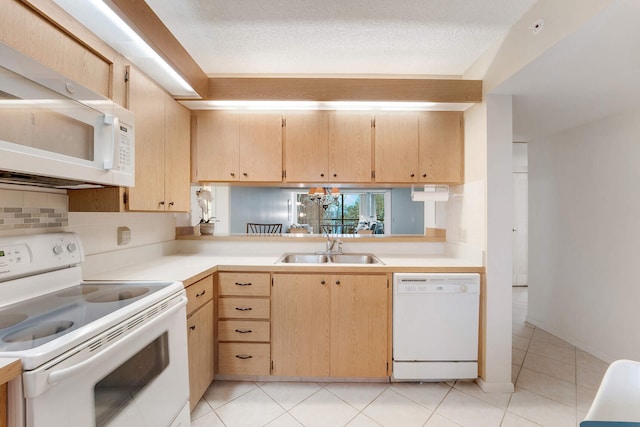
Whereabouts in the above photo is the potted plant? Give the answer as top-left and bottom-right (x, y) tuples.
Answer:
(196, 188), (216, 235)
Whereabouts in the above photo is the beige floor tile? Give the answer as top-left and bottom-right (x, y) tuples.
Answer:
(576, 365), (606, 391)
(390, 381), (451, 410)
(435, 389), (505, 427)
(190, 398), (213, 421)
(527, 340), (576, 365)
(512, 335), (531, 352)
(576, 350), (608, 375)
(203, 380), (258, 409)
(289, 388), (359, 427)
(522, 352), (576, 384)
(576, 386), (597, 412)
(501, 412), (542, 426)
(531, 329), (575, 349)
(345, 413), (383, 426)
(515, 368), (576, 407)
(513, 364), (522, 383)
(508, 388), (575, 427)
(513, 348), (526, 366)
(424, 413), (463, 426)
(265, 412), (304, 427)
(260, 381), (322, 410)
(454, 380), (513, 409)
(215, 388), (285, 427)
(325, 382), (388, 411)
(363, 389), (432, 427)
(513, 323), (535, 339)
(190, 410), (226, 427)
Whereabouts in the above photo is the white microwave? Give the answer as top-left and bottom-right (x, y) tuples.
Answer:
(0, 42), (135, 189)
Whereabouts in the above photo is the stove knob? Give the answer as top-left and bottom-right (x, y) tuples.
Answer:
(53, 244), (64, 255)
(67, 243), (77, 253)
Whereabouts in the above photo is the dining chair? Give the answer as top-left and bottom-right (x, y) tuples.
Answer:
(246, 223), (283, 234)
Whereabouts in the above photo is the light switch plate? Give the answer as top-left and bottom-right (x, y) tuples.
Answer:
(117, 226), (131, 245)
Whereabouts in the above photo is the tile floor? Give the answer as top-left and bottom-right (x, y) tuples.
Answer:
(191, 288), (609, 427)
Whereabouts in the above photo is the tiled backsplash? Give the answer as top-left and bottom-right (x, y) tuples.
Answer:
(0, 207), (68, 230)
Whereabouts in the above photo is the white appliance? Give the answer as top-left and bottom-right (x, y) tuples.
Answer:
(0, 41), (135, 189)
(0, 233), (190, 427)
(393, 273), (480, 381)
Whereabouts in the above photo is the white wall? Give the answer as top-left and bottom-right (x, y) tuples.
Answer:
(528, 107), (640, 362)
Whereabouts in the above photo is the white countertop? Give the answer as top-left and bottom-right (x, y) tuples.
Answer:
(85, 253), (484, 285)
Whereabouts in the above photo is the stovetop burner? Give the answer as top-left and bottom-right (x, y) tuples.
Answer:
(0, 282), (168, 352)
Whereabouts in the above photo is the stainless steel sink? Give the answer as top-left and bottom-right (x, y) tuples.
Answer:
(276, 253), (383, 264)
(277, 253), (329, 263)
(329, 254), (382, 264)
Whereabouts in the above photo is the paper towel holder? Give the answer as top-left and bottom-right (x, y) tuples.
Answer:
(411, 185), (450, 202)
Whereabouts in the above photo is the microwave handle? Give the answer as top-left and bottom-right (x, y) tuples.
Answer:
(103, 114), (116, 170)
(45, 295), (186, 386)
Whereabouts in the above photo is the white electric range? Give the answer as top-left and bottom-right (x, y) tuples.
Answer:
(0, 232), (190, 427)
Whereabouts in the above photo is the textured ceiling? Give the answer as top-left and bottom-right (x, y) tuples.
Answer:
(145, 0), (537, 76)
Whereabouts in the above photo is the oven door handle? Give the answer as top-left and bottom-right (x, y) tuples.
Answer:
(46, 295), (186, 386)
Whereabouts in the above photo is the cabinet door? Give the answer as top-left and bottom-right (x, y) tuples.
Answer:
(330, 275), (388, 377)
(418, 111), (463, 184)
(271, 274), (330, 376)
(193, 110), (239, 181)
(374, 113), (419, 183)
(329, 112), (373, 183)
(187, 300), (214, 411)
(284, 111), (329, 182)
(127, 69), (166, 211)
(239, 113), (283, 182)
(164, 97), (191, 211)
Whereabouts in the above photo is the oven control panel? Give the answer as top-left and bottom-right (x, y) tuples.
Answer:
(0, 232), (84, 282)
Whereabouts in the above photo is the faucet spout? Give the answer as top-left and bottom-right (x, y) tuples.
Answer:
(325, 236), (342, 254)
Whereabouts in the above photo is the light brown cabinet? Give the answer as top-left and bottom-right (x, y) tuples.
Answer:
(192, 111), (283, 182)
(185, 275), (215, 411)
(283, 111), (329, 183)
(271, 273), (388, 378)
(68, 68), (191, 212)
(328, 112), (373, 183)
(217, 272), (271, 376)
(374, 111), (463, 184)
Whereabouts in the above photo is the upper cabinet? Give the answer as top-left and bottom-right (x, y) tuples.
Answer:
(283, 111), (329, 183)
(328, 112), (373, 183)
(192, 111), (283, 182)
(374, 111), (463, 184)
(283, 111), (373, 184)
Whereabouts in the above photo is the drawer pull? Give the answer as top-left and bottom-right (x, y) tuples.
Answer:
(189, 325), (196, 331)
(235, 282), (253, 286)
(235, 329), (253, 334)
(235, 307), (253, 311)
(195, 290), (207, 297)
(235, 354), (253, 360)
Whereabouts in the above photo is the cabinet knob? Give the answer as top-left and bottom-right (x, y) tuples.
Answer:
(422, 174), (427, 178)
(195, 290), (206, 297)
(410, 173), (415, 178)
(169, 201), (175, 206)
(333, 173), (337, 178)
(235, 329), (253, 334)
(235, 354), (253, 360)
(320, 280), (326, 285)
(320, 173), (325, 177)
(243, 172), (248, 177)
(235, 307), (253, 311)
(335, 280), (341, 285)
(189, 325), (196, 331)
(230, 172), (235, 177)
(159, 201), (165, 205)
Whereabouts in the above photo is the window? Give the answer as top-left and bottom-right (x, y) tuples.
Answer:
(295, 191), (386, 234)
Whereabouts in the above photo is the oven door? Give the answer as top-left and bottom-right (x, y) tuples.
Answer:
(20, 293), (189, 427)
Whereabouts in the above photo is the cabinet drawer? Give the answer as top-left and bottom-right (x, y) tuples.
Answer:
(186, 275), (214, 315)
(218, 320), (270, 342)
(218, 298), (270, 319)
(219, 273), (270, 297)
(218, 343), (270, 376)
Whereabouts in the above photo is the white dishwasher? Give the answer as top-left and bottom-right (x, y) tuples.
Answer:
(393, 273), (480, 381)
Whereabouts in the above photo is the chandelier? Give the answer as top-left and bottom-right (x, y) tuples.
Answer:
(307, 187), (340, 209)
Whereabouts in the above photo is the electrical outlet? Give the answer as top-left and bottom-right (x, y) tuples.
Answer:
(117, 226), (131, 245)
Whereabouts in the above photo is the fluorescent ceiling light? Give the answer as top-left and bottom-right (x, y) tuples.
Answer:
(180, 100), (473, 111)
(52, 0), (198, 98)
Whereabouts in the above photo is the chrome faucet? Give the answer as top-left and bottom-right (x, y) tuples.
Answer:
(325, 236), (343, 254)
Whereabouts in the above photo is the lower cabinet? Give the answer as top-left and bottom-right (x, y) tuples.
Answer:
(217, 272), (271, 376)
(271, 273), (389, 378)
(186, 275), (214, 411)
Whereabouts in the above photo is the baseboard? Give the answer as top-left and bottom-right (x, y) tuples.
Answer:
(475, 377), (514, 393)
